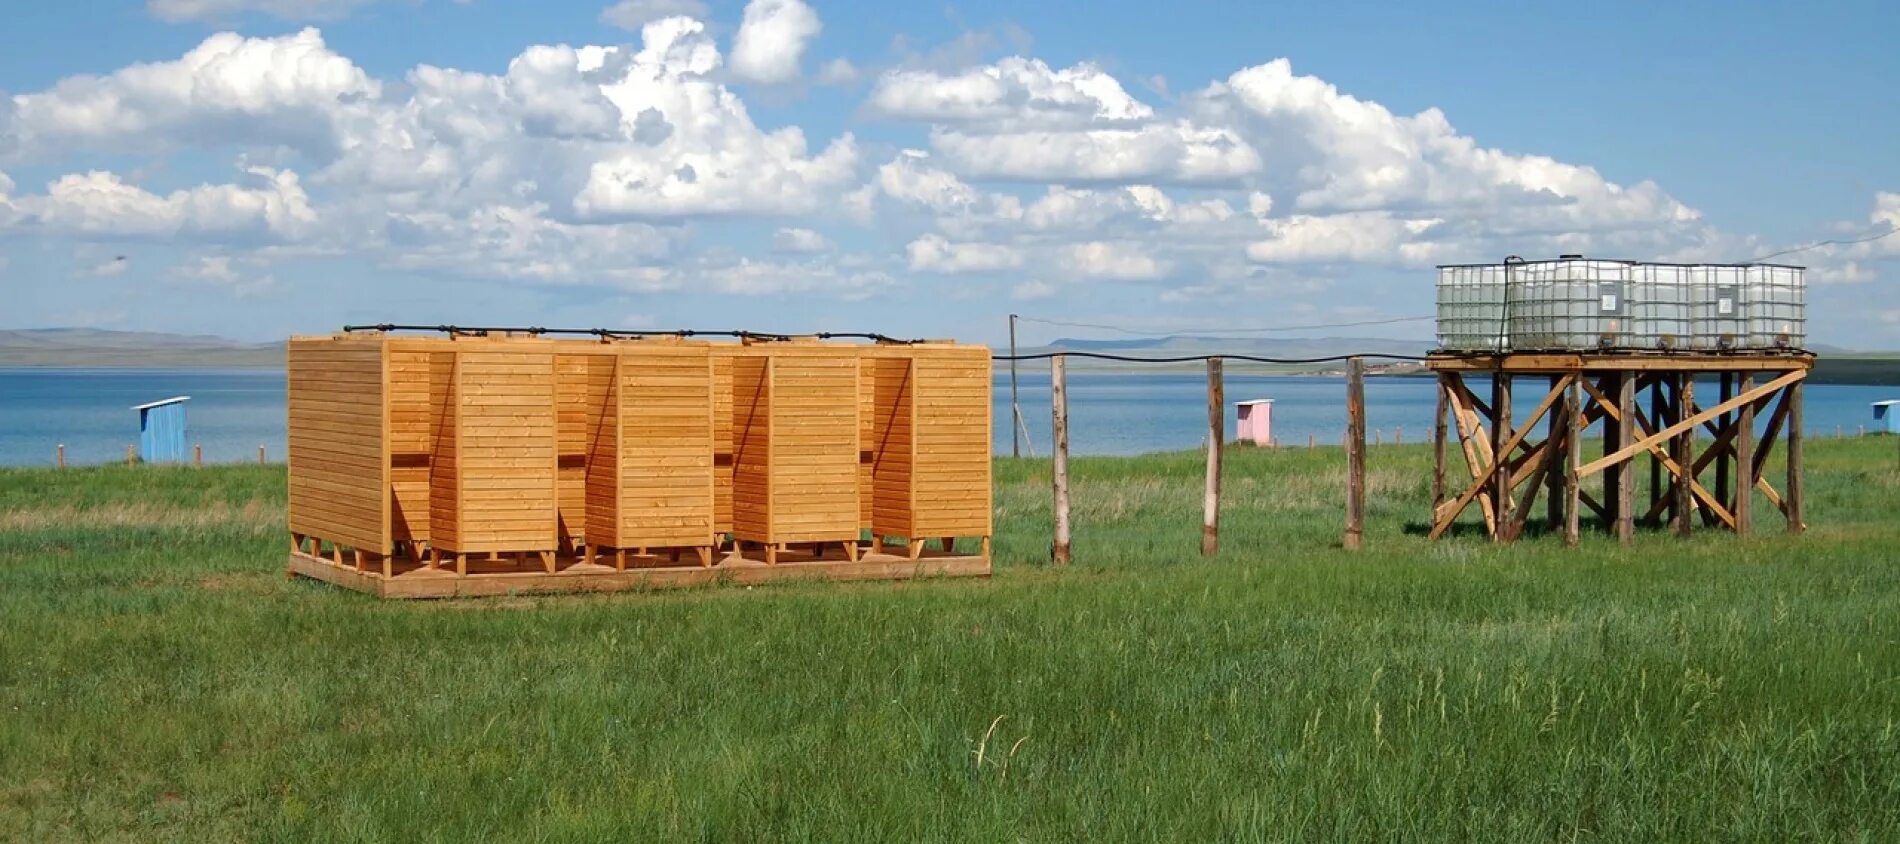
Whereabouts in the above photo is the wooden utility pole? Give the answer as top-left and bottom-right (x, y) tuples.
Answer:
(258, 445), (267, 465)
(194, 445), (203, 467)
(1203, 358), (1224, 557)
(1344, 357), (1366, 551)
(1008, 313), (1021, 458)
(56, 444), (65, 469)
(1051, 355), (1072, 564)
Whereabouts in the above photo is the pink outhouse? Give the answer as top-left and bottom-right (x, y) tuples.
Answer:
(1235, 399), (1274, 446)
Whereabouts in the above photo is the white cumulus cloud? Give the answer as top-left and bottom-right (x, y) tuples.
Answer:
(906, 234), (1022, 274)
(729, 0), (821, 85)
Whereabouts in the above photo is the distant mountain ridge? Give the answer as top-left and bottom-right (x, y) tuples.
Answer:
(0, 328), (283, 368)
(1034, 335), (1435, 358)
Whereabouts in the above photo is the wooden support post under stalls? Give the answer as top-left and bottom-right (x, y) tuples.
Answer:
(1673, 374), (1694, 537)
(1564, 378), (1582, 546)
(1051, 354), (1072, 565)
(1615, 373), (1635, 543)
(1735, 373), (1754, 537)
(1344, 357), (1366, 551)
(1202, 357), (1223, 557)
(1431, 376), (1447, 511)
(1786, 377), (1804, 534)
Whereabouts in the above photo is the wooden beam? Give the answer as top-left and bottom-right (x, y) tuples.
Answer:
(1430, 375), (1570, 541)
(1432, 375), (1448, 512)
(1345, 357), (1366, 551)
(1545, 375), (1565, 531)
(1579, 369), (1806, 480)
(1439, 374), (1498, 534)
(1492, 374), (1515, 543)
(1203, 358), (1223, 557)
(1051, 355), (1072, 564)
(1735, 374), (1754, 537)
(1615, 373), (1635, 543)
(1786, 376), (1804, 534)
(1565, 377), (1582, 546)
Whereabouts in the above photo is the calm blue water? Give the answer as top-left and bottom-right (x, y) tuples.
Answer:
(0, 367), (1892, 465)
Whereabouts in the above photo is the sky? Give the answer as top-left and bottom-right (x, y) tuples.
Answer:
(1, 0), (1896, 349)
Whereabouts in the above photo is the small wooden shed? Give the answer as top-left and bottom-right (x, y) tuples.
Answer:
(583, 341), (717, 567)
(869, 343), (993, 558)
(730, 342), (863, 562)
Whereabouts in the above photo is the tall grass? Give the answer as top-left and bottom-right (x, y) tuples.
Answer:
(2, 440), (1897, 840)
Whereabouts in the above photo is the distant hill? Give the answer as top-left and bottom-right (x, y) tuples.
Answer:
(0, 329), (283, 368)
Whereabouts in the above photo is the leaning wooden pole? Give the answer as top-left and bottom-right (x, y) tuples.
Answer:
(1735, 373), (1755, 537)
(1051, 354), (1072, 564)
(1431, 375), (1448, 511)
(1344, 357), (1366, 551)
(1786, 375), (1804, 535)
(1615, 373), (1636, 543)
(1564, 377), (1582, 546)
(1202, 357), (1224, 557)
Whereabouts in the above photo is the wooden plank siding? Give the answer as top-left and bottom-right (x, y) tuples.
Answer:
(711, 347), (736, 535)
(871, 344), (993, 540)
(584, 344), (717, 550)
(286, 336), (389, 552)
(730, 345), (863, 546)
(428, 345), (560, 554)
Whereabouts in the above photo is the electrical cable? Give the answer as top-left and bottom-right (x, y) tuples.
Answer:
(1746, 226), (1898, 263)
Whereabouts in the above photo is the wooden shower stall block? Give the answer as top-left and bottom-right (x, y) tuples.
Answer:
(584, 343), (717, 558)
(870, 343), (993, 549)
(730, 344), (863, 548)
(427, 345), (560, 555)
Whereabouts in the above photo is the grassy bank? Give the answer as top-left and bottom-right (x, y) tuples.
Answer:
(3, 440), (1898, 839)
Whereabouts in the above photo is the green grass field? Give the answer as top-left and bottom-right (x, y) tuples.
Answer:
(3, 439), (1898, 840)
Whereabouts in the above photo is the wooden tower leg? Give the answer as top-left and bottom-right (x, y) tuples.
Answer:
(1545, 375), (1565, 531)
(1648, 375), (1665, 526)
(1673, 373), (1694, 537)
(1615, 373), (1636, 543)
(1715, 374), (1733, 518)
(1786, 375), (1804, 534)
(1431, 374), (1448, 512)
(1564, 378), (1582, 546)
(1735, 374), (1755, 537)
(1492, 373), (1514, 543)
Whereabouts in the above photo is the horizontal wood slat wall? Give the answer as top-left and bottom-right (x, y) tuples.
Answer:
(287, 336), (388, 552)
(871, 344), (993, 541)
(287, 332), (992, 572)
(731, 344), (863, 546)
(585, 344), (717, 550)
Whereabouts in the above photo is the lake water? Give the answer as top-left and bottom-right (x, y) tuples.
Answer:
(1, 367), (1893, 466)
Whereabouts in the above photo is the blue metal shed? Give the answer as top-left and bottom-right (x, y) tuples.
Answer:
(133, 396), (190, 463)
(1875, 400), (1900, 435)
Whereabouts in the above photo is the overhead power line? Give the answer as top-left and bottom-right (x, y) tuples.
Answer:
(1746, 226), (1899, 263)
(1013, 314), (1435, 337)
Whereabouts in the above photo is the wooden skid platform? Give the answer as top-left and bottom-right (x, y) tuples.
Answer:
(288, 545), (990, 599)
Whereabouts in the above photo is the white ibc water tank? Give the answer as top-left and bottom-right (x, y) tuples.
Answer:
(1435, 264), (1509, 352)
(1508, 257), (1631, 350)
(1744, 265), (1806, 349)
(1630, 264), (1691, 350)
(1688, 265), (1747, 350)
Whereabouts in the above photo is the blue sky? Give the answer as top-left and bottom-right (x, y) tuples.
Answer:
(2, 0), (1896, 347)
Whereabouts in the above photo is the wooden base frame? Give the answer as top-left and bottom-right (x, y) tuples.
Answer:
(1426, 353), (1811, 543)
(872, 534), (994, 561)
(288, 536), (990, 599)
